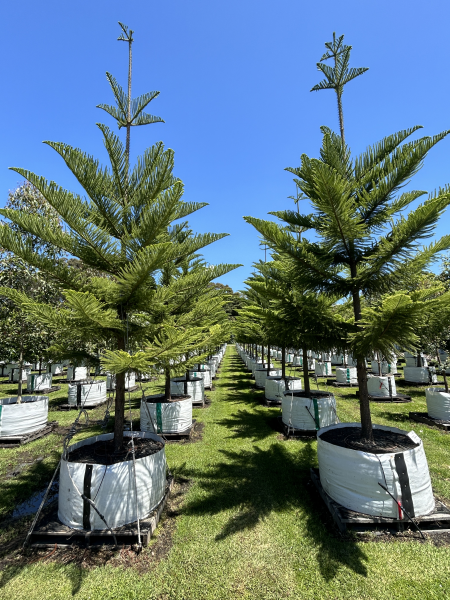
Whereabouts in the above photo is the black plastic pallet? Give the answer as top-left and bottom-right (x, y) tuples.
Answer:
(0, 421), (58, 448)
(28, 477), (174, 548)
(409, 412), (450, 432)
(310, 468), (450, 535)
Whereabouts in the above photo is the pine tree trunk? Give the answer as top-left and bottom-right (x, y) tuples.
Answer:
(17, 333), (24, 401)
(303, 347), (310, 396)
(113, 334), (126, 453)
(352, 288), (373, 442)
(164, 368), (171, 400)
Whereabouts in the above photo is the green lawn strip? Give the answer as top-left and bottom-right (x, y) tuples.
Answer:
(0, 347), (450, 599)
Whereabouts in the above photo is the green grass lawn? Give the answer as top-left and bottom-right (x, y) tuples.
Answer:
(0, 346), (450, 599)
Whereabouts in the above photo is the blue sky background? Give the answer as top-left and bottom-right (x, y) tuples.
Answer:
(1, 0), (449, 291)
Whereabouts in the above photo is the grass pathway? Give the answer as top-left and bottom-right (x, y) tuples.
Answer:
(0, 346), (449, 599)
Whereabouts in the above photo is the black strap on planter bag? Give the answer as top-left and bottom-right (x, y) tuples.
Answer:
(394, 453), (415, 518)
(83, 464), (93, 530)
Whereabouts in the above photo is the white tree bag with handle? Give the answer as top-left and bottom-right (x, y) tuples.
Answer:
(0, 396), (48, 437)
(59, 431), (166, 530)
(425, 387), (450, 420)
(317, 423), (434, 518)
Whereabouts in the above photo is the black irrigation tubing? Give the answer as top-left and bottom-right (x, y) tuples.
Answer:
(377, 482), (426, 540)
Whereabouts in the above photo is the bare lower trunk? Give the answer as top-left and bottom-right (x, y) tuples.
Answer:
(267, 345), (271, 375)
(303, 347), (310, 396)
(281, 346), (286, 381)
(17, 328), (24, 402)
(444, 372), (449, 394)
(352, 287), (373, 443)
(39, 357), (42, 376)
(261, 345), (265, 369)
(357, 357), (372, 440)
(164, 368), (171, 400)
(113, 335), (126, 453)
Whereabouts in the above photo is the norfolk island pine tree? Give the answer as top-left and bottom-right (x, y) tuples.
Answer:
(0, 23), (239, 452)
(245, 33), (450, 443)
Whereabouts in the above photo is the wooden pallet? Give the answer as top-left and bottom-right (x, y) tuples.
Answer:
(158, 420), (197, 440)
(409, 412), (450, 432)
(191, 399), (205, 408)
(310, 468), (450, 535)
(278, 416), (316, 438)
(106, 385), (139, 393)
(58, 399), (111, 411)
(314, 375), (336, 380)
(262, 397), (282, 407)
(28, 477), (174, 548)
(330, 380), (358, 388)
(28, 386), (61, 394)
(354, 391), (412, 403)
(0, 421), (59, 448)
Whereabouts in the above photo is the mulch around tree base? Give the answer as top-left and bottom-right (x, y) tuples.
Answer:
(319, 426), (419, 454)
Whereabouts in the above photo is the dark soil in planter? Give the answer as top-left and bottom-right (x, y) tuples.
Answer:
(285, 390), (334, 399)
(144, 394), (191, 404)
(67, 437), (164, 465)
(319, 426), (419, 454)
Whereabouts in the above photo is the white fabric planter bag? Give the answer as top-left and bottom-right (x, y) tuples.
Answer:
(315, 362), (332, 377)
(171, 377), (204, 403)
(49, 363), (64, 375)
(438, 349), (448, 362)
(254, 368), (282, 388)
(276, 351), (282, 360)
(336, 367), (358, 384)
(404, 367), (437, 384)
(265, 377), (302, 401)
(286, 353), (294, 363)
(5, 363), (18, 377)
(107, 372), (136, 390)
(347, 355), (358, 367)
(320, 353), (331, 362)
(331, 354), (343, 365)
(68, 381), (107, 407)
(67, 366), (88, 381)
(367, 375), (397, 397)
(293, 355), (302, 366)
(27, 372), (52, 392)
(0, 396), (48, 437)
(371, 360), (398, 375)
(207, 361), (217, 378)
(317, 422), (434, 518)
(282, 391), (337, 430)
(425, 387), (450, 420)
(307, 358), (315, 370)
(405, 355), (428, 368)
(189, 368), (212, 390)
(59, 431), (166, 530)
(252, 361), (273, 376)
(10, 367), (31, 382)
(140, 395), (192, 434)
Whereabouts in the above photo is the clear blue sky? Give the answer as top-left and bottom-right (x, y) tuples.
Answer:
(1, 0), (449, 291)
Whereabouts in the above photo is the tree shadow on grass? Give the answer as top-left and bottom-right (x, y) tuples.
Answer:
(214, 408), (279, 442)
(177, 441), (368, 581)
